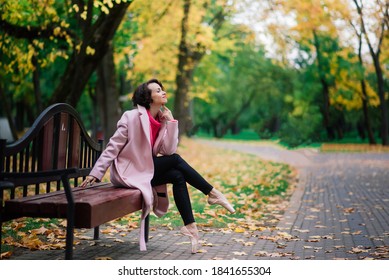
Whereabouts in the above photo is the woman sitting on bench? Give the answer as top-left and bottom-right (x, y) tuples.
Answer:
(80, 78), (235, 254)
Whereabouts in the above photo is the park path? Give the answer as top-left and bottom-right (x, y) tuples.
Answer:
(6, 139), (389, 260)
(199, 139), (389, 259)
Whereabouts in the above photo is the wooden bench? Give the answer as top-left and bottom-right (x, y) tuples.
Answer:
(0, 103), (148, 259)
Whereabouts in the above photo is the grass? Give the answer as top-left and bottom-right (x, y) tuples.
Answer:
(196, 129), (389, 151)
(145, 138), (297, 229)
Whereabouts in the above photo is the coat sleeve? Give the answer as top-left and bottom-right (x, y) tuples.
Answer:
(89, 112), (130, 181)
(153, 120), (179, 156)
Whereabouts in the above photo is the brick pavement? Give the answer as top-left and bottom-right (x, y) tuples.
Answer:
(4, 140), (389, 260)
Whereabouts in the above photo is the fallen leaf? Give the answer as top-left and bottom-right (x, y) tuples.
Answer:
(234, 227), (245, 233)
(233, 251), (247, 256)
(348, 247), (369, 254)
(254, 251), (270, 257)
(77, 235), (93, 240)
(0, 251), (12, 259)
(343, 208), (355, 213)
(309, 235), (321, 239)
(30, 226), (49, 235)
(294, 229), (310, 233)
(95, 256), (113, 260)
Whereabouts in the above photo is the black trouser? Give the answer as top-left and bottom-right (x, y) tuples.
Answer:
(151, 153), (213, 225)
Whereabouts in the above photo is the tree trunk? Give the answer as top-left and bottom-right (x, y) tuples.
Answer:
(0, 83), (18, 140)
(86, 83), (98, 140)
(313, 30), (334, 140)
(31, 52), (43, 113)
(313, 30), (335, 140)
(372, 55), (388, 145)
(360, 79), (376, 144)
(50, 2), (130, 107)
(96, 44), (120, 147)
(354, 23), (376, 144)
(219, 92), (255, 138)
(173, 0), (226, 136)
(174, 0), (193, 136)
(353, 0), (388, 145)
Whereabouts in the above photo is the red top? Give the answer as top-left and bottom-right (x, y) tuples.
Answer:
(147, 110), (161, 148)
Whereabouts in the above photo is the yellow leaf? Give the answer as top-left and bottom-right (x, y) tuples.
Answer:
(72, 4), (79, 13)
(95, 256), (113, 260)
(53, 27), (61, 36)
(0, 251), (13, 259)
(80, 11), (87, 20)
(114, 239), (124, 243)
(234, 227), (245, 233)
(233, 251), (247, 256)
(31, 226), (49, 235)
(77, 235), (93, 240)
(86, 46), (95, 55)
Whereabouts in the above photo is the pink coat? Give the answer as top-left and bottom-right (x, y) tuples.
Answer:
(89, 105), (179, 251)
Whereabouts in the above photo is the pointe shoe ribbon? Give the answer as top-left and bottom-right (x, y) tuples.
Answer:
(208, 188), (236, 213)
(180, 223), (199, 254)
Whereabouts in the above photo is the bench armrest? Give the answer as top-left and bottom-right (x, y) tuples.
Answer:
(0, 168), (80, 185)
(0, 180), (15, 191)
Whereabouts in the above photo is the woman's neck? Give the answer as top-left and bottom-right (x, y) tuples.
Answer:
(149, 105), (160, 119)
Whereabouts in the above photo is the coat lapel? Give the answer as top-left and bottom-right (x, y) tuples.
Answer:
(138, 105), (151, 146)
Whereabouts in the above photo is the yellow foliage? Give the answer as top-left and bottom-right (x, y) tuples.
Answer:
(72, 4), (80, 13)
(86, 46), (96, 56)
(328, 48), (380, 110)
(53, 27), (61, 36)
(81, 10), (88, 20)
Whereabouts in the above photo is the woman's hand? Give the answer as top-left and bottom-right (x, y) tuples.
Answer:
(161, 105), (174, 121)
(79, 175), (97, 188)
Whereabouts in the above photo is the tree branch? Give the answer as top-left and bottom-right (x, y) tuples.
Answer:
(0, 18), (76, 41)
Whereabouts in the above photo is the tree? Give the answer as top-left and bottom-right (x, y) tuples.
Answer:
(352, 0), (388, 145)
(1, 0), (132, 138)
(174, 0), (234, 136)
(349, 21), (377, 144)
(49, 0), (131, 107)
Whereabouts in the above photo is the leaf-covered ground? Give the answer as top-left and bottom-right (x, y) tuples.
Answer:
(1, 138), (297, 258)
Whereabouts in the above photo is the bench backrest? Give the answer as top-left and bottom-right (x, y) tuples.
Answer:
(0, 103), (103, 198)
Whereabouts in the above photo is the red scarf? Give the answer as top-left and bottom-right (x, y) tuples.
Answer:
(147, 110), (161, 147)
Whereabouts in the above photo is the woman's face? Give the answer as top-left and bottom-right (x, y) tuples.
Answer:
(148, 82), (167, 106)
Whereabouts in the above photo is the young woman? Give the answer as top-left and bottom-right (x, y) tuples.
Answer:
(80, 79), (235, 254)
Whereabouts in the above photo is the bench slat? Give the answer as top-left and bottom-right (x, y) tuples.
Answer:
(4, 184), (142, 228)
(41, 118), (54, 171)
(57, 113), (69, 169)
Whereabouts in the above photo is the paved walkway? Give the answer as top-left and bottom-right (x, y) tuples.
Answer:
(5, 139), (389, 260)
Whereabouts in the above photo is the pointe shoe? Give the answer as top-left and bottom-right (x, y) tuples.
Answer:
(208, 188), (236, 213)
(180, 223), (199, 254)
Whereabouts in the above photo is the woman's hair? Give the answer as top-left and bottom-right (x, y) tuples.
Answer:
(132, 78), (164, 109)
